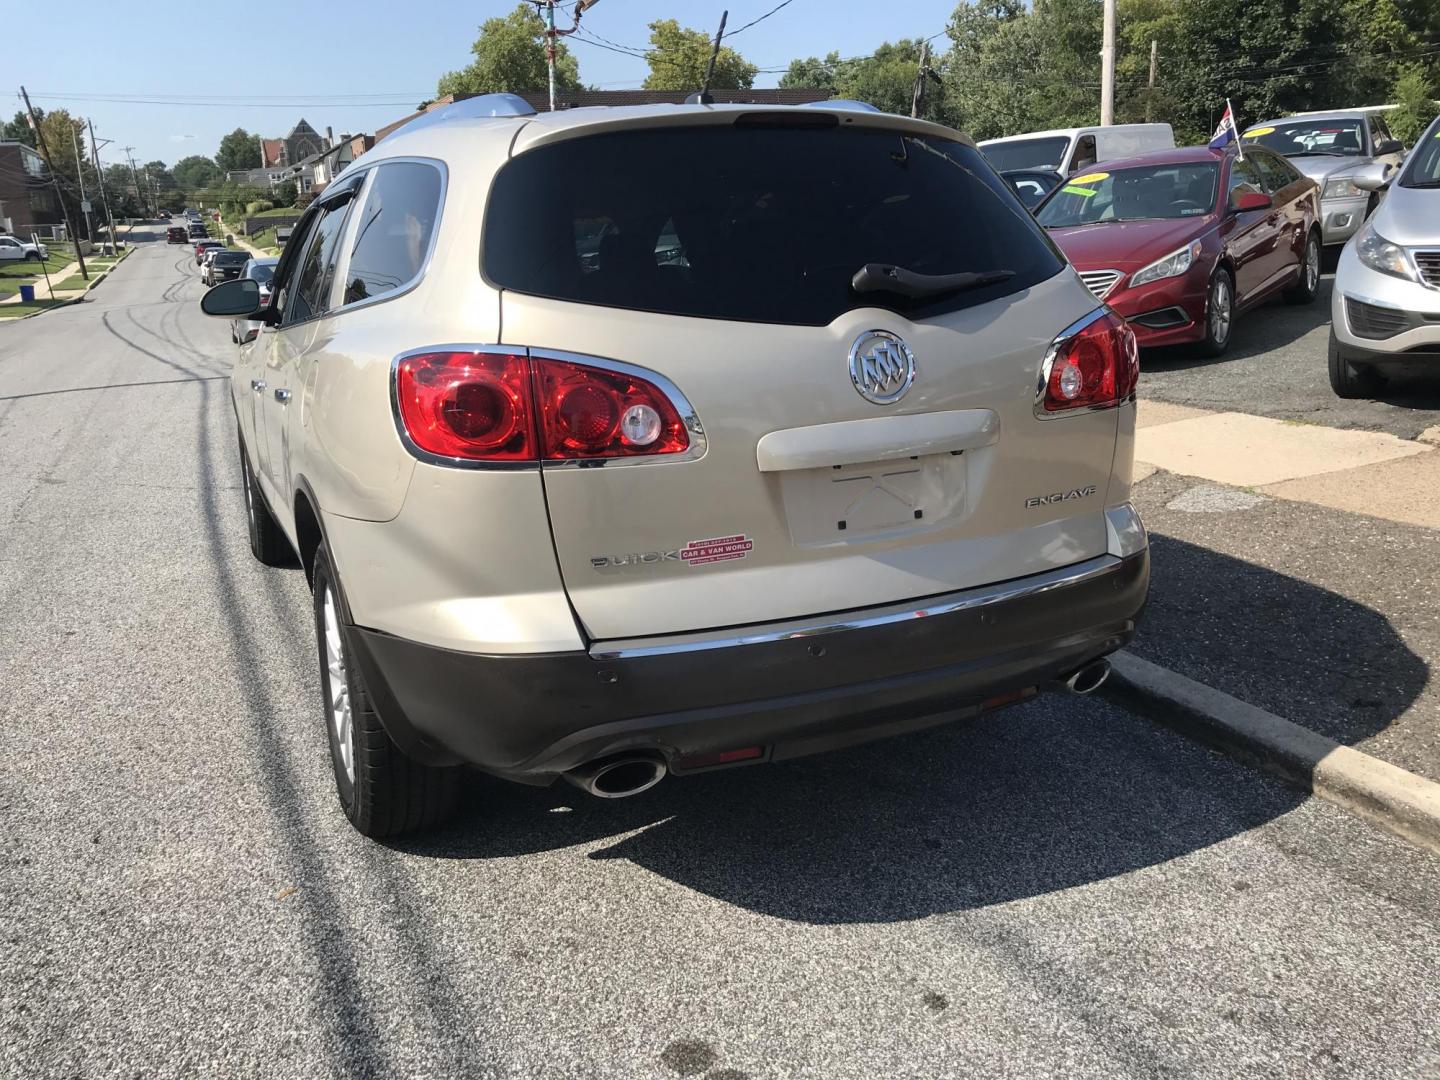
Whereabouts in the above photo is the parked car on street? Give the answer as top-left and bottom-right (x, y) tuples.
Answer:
(1327, 112), (1440, 397)
(188, 223), (207, 239)
(167, 226), (189, 245)
(205, 248), (250, 287)
(1036, 144), (1321, 356)
(1003, 168), (1064, 211)
(199, 94), (1149, 837)
(231, 256), (278, 344)
(1241, 110), (1407, 247)
(980, 124), (1174, 176)
(0, 234), (47, 263)
(194, 238), (224, 265)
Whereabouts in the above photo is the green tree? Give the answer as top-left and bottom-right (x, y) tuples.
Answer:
(1389, 64), (1437, 144)
(779, 52), (841, 95)
(275, 180), (298, 207)
(642, 19), (758, 91)
(173, 155), (220, 190)
(437, 4), (581, 96)
(2, 109), (38, 147)
(216, 128), (262, 172)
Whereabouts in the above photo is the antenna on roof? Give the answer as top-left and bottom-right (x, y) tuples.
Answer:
(693, 10), (729, 106)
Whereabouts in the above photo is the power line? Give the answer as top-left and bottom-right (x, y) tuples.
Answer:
(727, 0), (800, 37)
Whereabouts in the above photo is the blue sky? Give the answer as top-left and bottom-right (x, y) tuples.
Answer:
(8, 0), (958, 168)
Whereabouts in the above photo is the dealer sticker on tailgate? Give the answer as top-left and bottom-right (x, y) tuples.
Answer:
(680, 534), (754, 566)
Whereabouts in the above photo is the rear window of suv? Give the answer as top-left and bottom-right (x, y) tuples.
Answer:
(483, 123), (1063, 327)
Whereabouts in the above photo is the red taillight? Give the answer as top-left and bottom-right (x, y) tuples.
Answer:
(1042, 311), (1139, 414)
(393, 351), (691, 463)
(531, 357), (689, 460)
(395, 352), (535, 461)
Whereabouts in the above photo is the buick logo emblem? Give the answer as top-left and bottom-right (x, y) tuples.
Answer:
(848, 330), (915, 405)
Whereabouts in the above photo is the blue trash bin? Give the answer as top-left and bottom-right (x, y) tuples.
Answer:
(19, 284), (36, 302)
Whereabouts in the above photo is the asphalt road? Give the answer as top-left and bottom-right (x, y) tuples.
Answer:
(1139, 272), (1440, 440)
(2, 232), (1439, 1079)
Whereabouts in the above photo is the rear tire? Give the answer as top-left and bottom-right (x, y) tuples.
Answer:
(1327, 330), (1384, 399)
(312, 545), (461, 837)
(238, 434), (293, 566)
(1285, 230), (1321, 305)
(1198, 268), (1235, 358)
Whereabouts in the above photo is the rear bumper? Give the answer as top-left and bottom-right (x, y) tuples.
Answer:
(347, 549), (1150, 781)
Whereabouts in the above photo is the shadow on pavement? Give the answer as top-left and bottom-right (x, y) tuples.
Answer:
(390, 536), (1424, 923)
(1141, 279), (1333, 373)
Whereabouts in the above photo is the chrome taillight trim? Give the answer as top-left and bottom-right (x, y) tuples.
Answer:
(388, 344), (707, 470)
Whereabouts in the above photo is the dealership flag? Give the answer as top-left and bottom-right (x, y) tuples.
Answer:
(1209, 99), (1244, 158)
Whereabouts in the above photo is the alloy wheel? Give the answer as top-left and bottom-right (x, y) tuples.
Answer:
(1210, 276), (1232, 345)
(1305, 237), (1320, 293)
(323, 585), (356, 786)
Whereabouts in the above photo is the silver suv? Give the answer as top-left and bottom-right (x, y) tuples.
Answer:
(1328, 112), (1440, 397)
(1242, 110), (1407, 247)
(200, 95), (1150, 837)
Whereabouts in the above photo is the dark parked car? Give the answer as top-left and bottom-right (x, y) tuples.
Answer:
(167, 226), (188, 244)
(204, 249), (251, 287)
(1003, 168), (1064, 211)
(188, 223), (208, 239)
(1036, 144), (1321, 356)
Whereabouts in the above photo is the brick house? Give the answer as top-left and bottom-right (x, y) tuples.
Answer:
(0, 140), (59, 236)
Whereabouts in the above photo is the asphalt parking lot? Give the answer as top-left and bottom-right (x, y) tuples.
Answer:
(1139, 271), (1440, 440)
(2, 231), (1439, 1078)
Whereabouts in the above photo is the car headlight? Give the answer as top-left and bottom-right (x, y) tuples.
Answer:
(1129, 240), (1203, 288)
(1323, 177), (1364, 200)
(1353, 220), (1418, 282)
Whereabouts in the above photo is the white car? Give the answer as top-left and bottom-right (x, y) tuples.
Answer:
(0, 234), (47, 264)
(199, 94), (1150, 837)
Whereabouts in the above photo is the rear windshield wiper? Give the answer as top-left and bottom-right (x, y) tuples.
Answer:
(851, 263), (1015, 300)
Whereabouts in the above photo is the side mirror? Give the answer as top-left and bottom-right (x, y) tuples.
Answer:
(1374, 138), (1405, 157)
(1231, 190), (1273, 213)
(200, 278), (261, 317)
(1352, 161), (1394, 192)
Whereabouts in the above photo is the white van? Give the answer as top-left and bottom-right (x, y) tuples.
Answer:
(979, 124), (1175, 176)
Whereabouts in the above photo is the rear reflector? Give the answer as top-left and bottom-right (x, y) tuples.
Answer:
(394, 350), (692, 463)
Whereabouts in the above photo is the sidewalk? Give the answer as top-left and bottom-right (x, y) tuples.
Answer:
(1129, 402), (1440, 784)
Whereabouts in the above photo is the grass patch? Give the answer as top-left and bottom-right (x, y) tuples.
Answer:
(0, 251), (70, 279)
(0, 298), (71, 319)
(53, 272), (102, 291)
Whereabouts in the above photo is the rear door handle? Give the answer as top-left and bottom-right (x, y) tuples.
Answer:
(273, 388), (292, 403)
(250, 379), (266, 392)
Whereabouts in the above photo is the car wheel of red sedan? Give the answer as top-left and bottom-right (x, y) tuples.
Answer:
(1285, 229), (1321, 305)
(1199, 268), (1234, 358)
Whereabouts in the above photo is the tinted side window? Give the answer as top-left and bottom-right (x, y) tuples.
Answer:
(484, 125), (1064, 327)
(344, 162), (443, 305)
(1071, 135), (1098, 173)
(1251, 151), (1293, 194)
(285, 201), (351, 326)
(1227, 158), (1265, 206)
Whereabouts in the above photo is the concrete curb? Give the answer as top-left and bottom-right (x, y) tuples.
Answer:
(1104, 651), (1440, 856)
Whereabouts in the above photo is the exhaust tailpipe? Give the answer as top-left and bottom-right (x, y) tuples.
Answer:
(563, 753), (667, 799)
(1061, 658), (1111, 695)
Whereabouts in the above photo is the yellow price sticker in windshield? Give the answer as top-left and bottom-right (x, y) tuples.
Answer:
(1061, 185), (1098, 197)
(1069, 172), (1109, 184)
(1243, 127), (1275, 138)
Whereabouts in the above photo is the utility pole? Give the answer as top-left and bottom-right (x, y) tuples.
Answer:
(121, 146), (148, 218)
(1099, 0), (1117, 125)
(539, 0), (599, 112)
(1146, 39), (1158, 123)
(70, 122), (92, 242)
(87, 119), (119, 253)
(912, 41), (930, 118)
(19, 85), (88, 281)
(699, 10), (728, 103)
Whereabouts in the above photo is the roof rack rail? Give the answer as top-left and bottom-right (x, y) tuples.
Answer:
(403, 93), (537, 134)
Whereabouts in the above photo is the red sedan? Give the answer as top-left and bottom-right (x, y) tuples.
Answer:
(1035, 144), (1321, 356)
